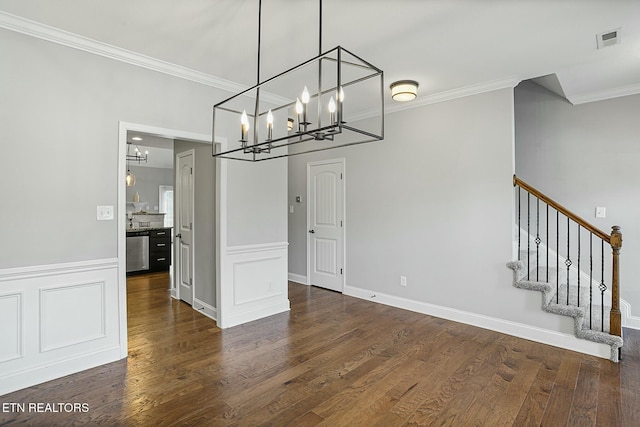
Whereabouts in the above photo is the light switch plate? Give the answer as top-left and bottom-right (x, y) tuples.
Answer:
(595, 206), (606, 218)
(97, 205), (114, 220)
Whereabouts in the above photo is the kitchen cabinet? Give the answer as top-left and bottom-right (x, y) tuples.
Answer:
(149, 229), (171, 271)
(126, 227), (172, 275)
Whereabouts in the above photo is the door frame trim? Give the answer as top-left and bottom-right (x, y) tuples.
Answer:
(175, 149), (196, 305)
(118, 121), (226, 358)
(306, 158), (346, 291)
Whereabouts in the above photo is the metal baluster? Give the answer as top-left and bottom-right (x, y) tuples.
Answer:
(589, 233), (593, 330)
(527, 193), (530, 280)
(577, 224), (581, 307)
(535, 199), (540, 281)
(566, 217), (571, 306)
(600, 240), (607, 332)
(517, 187), (521, 260)
(556, 210), (560, 304)
(546, 204), (549, 283)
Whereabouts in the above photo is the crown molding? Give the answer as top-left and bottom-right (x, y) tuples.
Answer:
(385, 76), (521, 116)
(567, 82), (640, 105)
(348, 76), (521, 123)
(0, 11), (291, 105)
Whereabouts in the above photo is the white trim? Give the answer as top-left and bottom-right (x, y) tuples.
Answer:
(621, 299), (640, 330)
(288, 273), (308, 285)
(0, 12), (523, 119)
(0, 346), (121, 396)
(0, 258), (118, 281)
(380, 77), (521, 120)
(218, 242), (290, 329)
(344, 284), (611, 360)
(193, 298), (217, 321)
(0, 259), (120, 395)
(306, 158), (346, 293)
(0, 11), (289, 105)
(226, 242), (289, 255)
(568, 83), (640, 105)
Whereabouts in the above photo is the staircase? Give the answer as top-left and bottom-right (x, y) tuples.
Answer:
(508, 176), (623, 362)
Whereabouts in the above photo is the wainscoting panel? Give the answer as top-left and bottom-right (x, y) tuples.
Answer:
(218, 243), (290, 328)
(40, 281), (106, 352)
(0, 259), (121, 395)
(0, 292), (23, 363)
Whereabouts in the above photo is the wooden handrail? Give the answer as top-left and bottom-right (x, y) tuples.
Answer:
(513, 175), (610, 242)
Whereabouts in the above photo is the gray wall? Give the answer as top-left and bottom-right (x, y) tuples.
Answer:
(0, 27), (287, 269)
(125, 166), (174, 212)
(515, 80), (640, 313)
(174, 140), (216, 308)
(289, 88), (573, 331)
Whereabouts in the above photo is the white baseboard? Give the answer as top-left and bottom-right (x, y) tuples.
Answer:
(621, 299), (640, 330)
(344, 285), (611, 360)
(223, 300), (290, 329)
(193, 298), (217, 321)
(0, 346), (121, 396)
(288, 273), (308, 285)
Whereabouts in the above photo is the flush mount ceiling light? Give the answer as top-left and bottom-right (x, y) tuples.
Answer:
(212, 0), (384, 161)
(390, 80), (419, 102)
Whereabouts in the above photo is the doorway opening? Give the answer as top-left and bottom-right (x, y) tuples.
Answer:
(118, 122), (223, 358)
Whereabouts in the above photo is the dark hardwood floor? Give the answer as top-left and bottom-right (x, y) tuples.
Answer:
(1, 272), (638, 426)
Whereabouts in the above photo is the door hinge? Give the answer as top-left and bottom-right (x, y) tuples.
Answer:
(340, 173), (343, 180)
(340, 268), (343, 275)
(190, 167), (193, 174)
(190, 222), (193, 230)
(341, 220), (343, 227)
(189, 278), (193, 286)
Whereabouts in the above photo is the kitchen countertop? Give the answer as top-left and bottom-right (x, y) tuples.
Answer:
(127, 227), (173, 233)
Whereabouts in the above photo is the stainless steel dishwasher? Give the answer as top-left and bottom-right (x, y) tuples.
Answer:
(126, 230), (149, 273)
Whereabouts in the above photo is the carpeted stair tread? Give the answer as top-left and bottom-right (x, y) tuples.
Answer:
(507, 260), (622, 362)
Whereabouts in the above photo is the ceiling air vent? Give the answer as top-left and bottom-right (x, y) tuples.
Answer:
(596, 28), (622, 49)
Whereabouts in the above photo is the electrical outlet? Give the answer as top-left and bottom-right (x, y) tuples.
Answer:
(400, 276), (407, 287)
(289, 205), (294, 214)
(595, 206), (606, 218)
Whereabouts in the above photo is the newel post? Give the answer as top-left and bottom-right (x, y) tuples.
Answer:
(610, 226), (622, 337)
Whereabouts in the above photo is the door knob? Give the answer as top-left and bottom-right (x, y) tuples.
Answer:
(176, 233), (182, 238)
(309, 229), (315, 234)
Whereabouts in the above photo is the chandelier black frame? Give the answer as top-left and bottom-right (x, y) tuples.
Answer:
(212, 0), (384, 162)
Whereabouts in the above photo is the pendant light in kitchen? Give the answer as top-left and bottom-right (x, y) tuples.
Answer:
(125, 142), (148, 186)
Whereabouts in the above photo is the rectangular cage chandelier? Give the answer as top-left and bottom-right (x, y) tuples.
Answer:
(212, 0), (384, 162)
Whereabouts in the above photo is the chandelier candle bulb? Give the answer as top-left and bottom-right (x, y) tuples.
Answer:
(328, 96), (336, 125)
(301, 86), (310, 128)
(240, 110), (249, 142)
(295, 98), (304, 131)
(266, 109), (274, 141)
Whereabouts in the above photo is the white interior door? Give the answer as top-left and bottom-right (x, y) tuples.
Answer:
(176, 150), (194, 305)
(308, 160), (344, 292)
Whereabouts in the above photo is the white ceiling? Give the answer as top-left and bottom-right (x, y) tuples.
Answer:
(1, 0), (640, 105)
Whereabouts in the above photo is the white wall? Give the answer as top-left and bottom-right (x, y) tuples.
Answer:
(288, 88), (606, 351)
(515, 80), (640, 316)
